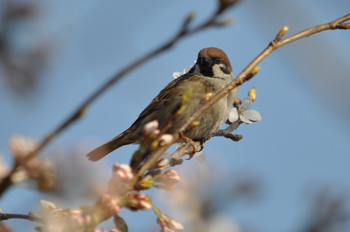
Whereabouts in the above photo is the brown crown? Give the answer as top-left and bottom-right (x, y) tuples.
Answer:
(198, 47), (232, 72)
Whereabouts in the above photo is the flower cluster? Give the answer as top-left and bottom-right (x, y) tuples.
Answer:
(37, 162), (153, 231)
(39, 200), (92, 232)
(143, 120), (174, 148)
(229, 87), (262, 124)
(136, 169), (181, 192)
(123, 192), (152, 211)
(107, 163), (133, 195)
(1, 135), (57, 191)
(106, 163), (154, 211)
(154, 170), (181, 190)
(99, 194), (121, 215)
(157, 213), (184, 232)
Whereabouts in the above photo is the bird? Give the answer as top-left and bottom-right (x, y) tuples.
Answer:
(86, 47), (238, 161)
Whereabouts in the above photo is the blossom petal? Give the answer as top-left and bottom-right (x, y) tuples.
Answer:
(229, 108), (239, 122)
(240, 114), (254, 124)
(183, 65), (193, 73)
(160, 134), (174, 145)
(40, 200), (58, 210)
(173, 72), (182, 79)
(240, 97), (253, 110)
(241, 110), (262, 124)
(144, 120), (159, 136)
(194, 151), (206, 163)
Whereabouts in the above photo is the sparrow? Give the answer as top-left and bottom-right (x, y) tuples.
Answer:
(87, 47), (238, 161)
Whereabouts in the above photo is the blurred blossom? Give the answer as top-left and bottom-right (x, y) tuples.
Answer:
(112, 164), (133, 180)
(193, 150), (206, 163)
(99, 194), (121, 215)
(35, 160), (57, 191)
(8, 134), (37, 159)
(136, 174), (154, 190)
(0, 155), (9, 178)
(206, 214), (242, 232)
(39, 200), (95, 232)
(144, 120), (159, 136)
(11, 168), (28, 184)
(0, 223), (13, 232)
(229, 97), (262, 124)
(160, 134), (174, 146)
(157, 214), (184, 232)
(44, 145), (110, 204)
(6, 135), (57, 190)
(173, 63), (194, 79)
(158, 164), (260, 231)
(15, 158), (57, 190)
(124, 192), (152, 210)
(107, 163), (133, 195)
(40, 199), (61, 212)
(155, 170), (181, 190)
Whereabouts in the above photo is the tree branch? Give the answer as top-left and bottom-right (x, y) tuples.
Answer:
(133, 13), (350, 185)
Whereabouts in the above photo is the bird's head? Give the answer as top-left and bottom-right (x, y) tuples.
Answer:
(189, 47), (233, 80)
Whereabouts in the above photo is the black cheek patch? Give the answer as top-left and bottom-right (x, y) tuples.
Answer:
(220, 66), (231, 74)
(200, 65), (214, 77)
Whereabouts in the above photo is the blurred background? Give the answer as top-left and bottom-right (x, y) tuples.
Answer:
(0, 0), (349, 231)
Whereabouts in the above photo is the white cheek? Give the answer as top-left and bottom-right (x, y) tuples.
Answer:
(212, 64), (232, 78)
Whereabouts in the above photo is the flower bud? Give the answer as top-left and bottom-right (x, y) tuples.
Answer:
(159, 134), (174, 146)
(248, 87), (256, 102)
(143, 120), (159, 136)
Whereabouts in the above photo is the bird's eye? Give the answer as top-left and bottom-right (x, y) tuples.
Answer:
(215, 58), (221, 63)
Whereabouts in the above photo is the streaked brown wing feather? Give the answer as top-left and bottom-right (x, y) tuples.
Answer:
(86, 74), (204, 162)
(134, 74), (201, 124)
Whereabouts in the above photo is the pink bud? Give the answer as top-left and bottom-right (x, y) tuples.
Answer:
(139, 200), (152, 210)
(160, 134), (174, 146)
(112, 163), (120, 172)
(171, 219), (184, 230)
(143, 120), (159, 136)
(155, 170), (180, 190)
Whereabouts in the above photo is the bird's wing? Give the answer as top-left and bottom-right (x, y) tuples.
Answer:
(134, 74), (202, 123)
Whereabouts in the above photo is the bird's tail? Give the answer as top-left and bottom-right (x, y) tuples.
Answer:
(86, 127), (138, 161)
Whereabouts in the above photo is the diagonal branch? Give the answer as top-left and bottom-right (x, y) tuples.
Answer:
(133, 13), (350, 184)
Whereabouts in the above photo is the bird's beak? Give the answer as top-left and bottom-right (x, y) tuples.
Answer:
(199, 54), (212, 66)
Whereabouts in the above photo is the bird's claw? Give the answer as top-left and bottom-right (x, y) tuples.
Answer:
(179, 133), (207, 159)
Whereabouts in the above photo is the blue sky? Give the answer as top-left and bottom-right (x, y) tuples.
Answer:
(1, 0), (350, 231)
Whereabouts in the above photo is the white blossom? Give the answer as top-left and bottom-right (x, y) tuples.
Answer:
(229, 97), (262, 124)
(172, 61), (196, 79)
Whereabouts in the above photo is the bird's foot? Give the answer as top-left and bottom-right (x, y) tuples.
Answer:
(198, 138), (206, 152)
(179, 132), (198, 160)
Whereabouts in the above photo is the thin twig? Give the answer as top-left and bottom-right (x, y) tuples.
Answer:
(0, 1), (240, 197)
(214, 130), (242, 141)
(0, 212), (43, 223)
